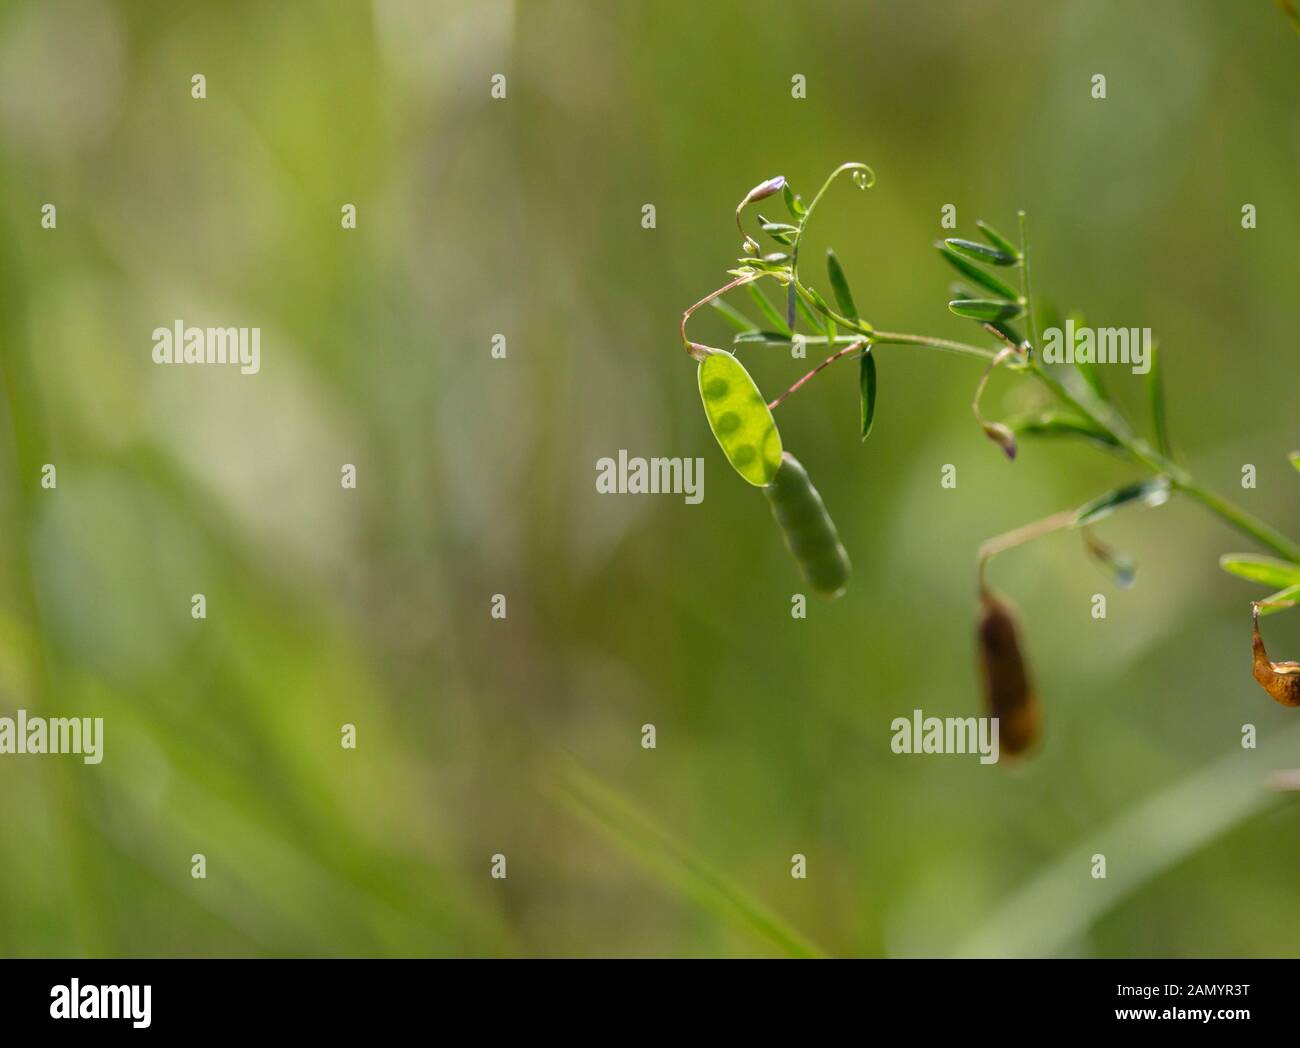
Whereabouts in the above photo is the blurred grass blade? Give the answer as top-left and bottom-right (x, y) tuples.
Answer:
(1074, 357), (1108, 402)
(548, 757), (828, 958)
(1147, 342), (1174, 458)
(936, 244), (1020, 299)
(747, 282), (791, 336)
(825, 249), (858, 320)
(945, 237), (1016, 266)
(710, 297), (756, 334)
(955, 719), (1300, 957)
(1071, 477), (1171, 527)
(859, 348), (877, 441)
(1062, 311), (1108, 402)
(949, 298), (1023, 322)
(1218, 554), (1300, 589)
(976, 219), (1021, 260)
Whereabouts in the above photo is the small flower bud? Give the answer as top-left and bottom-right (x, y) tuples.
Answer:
(982, 421), (1018, 461)
(743, 176), (786, 205)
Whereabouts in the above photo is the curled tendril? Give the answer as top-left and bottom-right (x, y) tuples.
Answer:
(790, 162), (875, 289)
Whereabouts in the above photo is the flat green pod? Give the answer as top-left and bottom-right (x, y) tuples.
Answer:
(698, 351), (783, 486)
(765, 452), (851, 597)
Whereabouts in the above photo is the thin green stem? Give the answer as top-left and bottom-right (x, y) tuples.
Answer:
(867, 330), (997, 362)
(978, 508), (1079, 592)
(1017, 210), (1039, 353)
(1026, 359), (1300, 562)
(1176, 480), (1300, 563)
(790, 162), (875, 298)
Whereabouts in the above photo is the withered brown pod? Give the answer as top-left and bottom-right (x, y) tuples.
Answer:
(977, 587), (1041, 756)
(1252, 604), (1300, 707)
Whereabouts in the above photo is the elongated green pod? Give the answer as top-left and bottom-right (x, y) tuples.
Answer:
(764, 452), (851, 597)
(698, 350), (783, 486)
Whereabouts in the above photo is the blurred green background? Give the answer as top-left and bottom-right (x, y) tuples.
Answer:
(0, 0), (1297, 958)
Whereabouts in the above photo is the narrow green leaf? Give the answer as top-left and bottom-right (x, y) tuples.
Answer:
(709, 297), (756, 334)
(795, 282), (839, 327)
(1004, 409), (1120, 448)
(945, 237), (1017, 266)
(825, 249), (858, 320)
(1218, 554), (1300, 589)
(935, 244), (1020, 300)
(746, 283), (791, 336)
(782, 183), (806, 219)
(733, 330), (791, 345)
(859, 348), (877, 441)
(1071, 477), (1171, 528)
(949, 298), (1023, 322)
(1258, 583), (1300, 616)
(976, 219), (1021, 260)
(794, 291), (830, 338)
(1148, 342), (1174, 459)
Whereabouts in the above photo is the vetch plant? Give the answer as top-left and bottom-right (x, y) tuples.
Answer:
(680, 163), (1300, 750)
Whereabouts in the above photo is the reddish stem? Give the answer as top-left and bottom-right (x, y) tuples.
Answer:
(767, 339), (867, 411)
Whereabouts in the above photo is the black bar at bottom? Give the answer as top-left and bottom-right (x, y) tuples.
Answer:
(0, 958), (1290, 1035)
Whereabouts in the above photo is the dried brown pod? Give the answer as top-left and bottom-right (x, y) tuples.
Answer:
(1252, 603), (1300, 707)
(977, 586), (1041, 757)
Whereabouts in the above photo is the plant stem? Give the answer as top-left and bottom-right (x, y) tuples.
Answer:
(1021, 358), (1300, 561)
(768, 340), (866, 411)
(1017, 210), (1039, 354)
(680, 273), (755, 358)
(866, 330), (997, 362)
(1175, 480), (1300, 563)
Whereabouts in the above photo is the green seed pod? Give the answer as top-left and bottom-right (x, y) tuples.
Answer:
(698, 350), (783, 486)
(764, 452), (851, 597)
